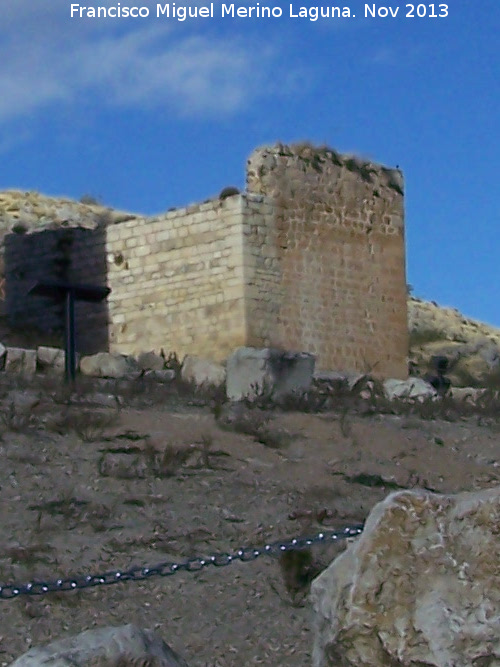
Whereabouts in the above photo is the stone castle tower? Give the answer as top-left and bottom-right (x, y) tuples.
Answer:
(0, 143), (408, 377)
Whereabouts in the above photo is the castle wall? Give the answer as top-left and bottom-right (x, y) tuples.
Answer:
(105, 196), (247, 360)
(244, 145), (408, 377)
(3, 227), (108, 353)
(0, 143), (409, 378)
(240, 193), (284, 349)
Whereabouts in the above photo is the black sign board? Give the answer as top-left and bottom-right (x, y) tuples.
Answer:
(29, 281), (111, 383)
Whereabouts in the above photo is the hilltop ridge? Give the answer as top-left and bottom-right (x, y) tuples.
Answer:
(0, 189), (138, 238)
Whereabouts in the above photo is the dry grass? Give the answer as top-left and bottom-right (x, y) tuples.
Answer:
(214, 402), (294, 449)
(0, 402), (37, 432)
(144, 440), (195, 477)
(1, 370), (500, 666)
(46, 409), (119, 441)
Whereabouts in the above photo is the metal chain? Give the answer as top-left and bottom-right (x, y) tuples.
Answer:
(0, 524), (363, 600)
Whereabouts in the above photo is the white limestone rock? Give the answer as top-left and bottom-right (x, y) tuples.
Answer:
(181, 355), (226, 388)
(226, 347), (315, 401)
(9, 624), (189, 667)
(136, 350), (165, 371)
(80, 352), (136, 379)
(311, 487), (500, 667)
(5, 347), (37, 376)
(384, 377), (437, 401)
(37, 346), (66, 375)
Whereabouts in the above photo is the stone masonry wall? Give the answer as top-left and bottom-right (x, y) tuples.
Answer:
(0, 143), (409, 377)
(105, 196), (247, 360)
(244, 144), (408, 377)
(3, 227), (109, 353)
(240, 193), (283, 350)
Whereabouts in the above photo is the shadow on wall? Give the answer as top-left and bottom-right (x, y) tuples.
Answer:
(2, 227), (110, 354)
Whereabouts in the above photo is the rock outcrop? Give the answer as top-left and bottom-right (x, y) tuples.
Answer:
(9, 624), (189, 667)
(311, 486), (500, 667)
(409, 297), (500, 387)
(0, 189), (137, 241)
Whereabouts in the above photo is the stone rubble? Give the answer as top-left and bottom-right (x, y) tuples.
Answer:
(0, 342), (497, 410)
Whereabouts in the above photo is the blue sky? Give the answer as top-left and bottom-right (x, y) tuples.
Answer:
(1, 0), (499, 326)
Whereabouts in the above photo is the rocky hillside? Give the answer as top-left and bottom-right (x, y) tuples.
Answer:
(408, 297), (500, 387)
(0, 189), (138, 239)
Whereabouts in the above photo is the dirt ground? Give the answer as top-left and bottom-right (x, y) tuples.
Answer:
(1, 376), (500, 666)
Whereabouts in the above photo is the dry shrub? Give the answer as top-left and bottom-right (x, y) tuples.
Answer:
(46, 409), (119, 441)
(0, 402), (37, 432)
(144, 440), (195, 477)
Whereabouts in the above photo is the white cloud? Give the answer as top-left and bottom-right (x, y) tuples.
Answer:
(0, 0), (285, 123)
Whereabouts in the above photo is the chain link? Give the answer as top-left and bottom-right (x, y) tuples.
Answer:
(0, 524), (363, 600)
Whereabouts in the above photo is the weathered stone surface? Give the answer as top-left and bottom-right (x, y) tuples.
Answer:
(310, 487), (500, 667)
(0, 189), (139, 238)
(314, 371), (348, 384)
(226, 347), (315, 401)
(181, 355), (226, 388)
(37, 346), (66, 375)
(451, 348), (500, 387)
(384, 377), (437, 401)
(10, 623), (189, 667)
(246, 143), (407, 378)
(450, 386), (486, 404)
(80, 352), (136, 379)
(144, 369), (176, 382)
(345, 373), (370, 391)
(5, 347), (37, 376)
(409, 298), (500, 387)
(136, 350), (165, 371)
(0, 341), (6, 370)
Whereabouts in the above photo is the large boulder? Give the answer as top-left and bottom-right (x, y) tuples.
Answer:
(80, 352), (136, 379)
(10, 624), (190, 667)
(226, 347), (315, 401)
(136, 350), (165, 371)
(181, 355), (226, 389)
(4, 347), (37, 376)
(311, 486), (500, 667)
(383, 377), (437, 401)
(37, 346), (66, 375)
